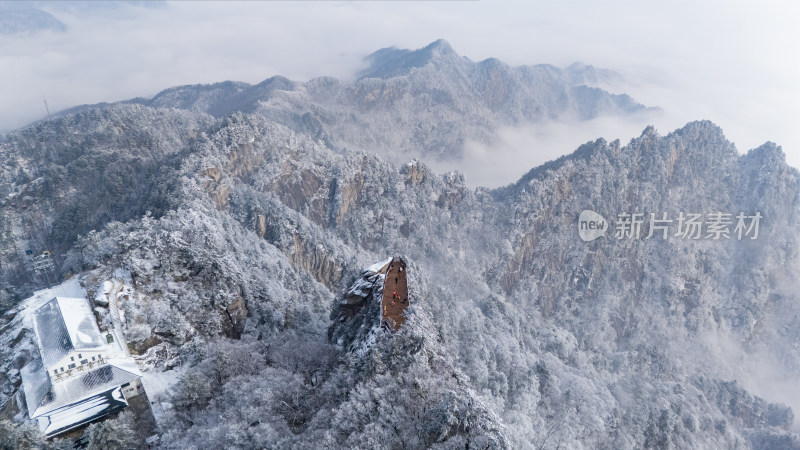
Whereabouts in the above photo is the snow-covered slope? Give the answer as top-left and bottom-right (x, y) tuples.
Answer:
(0, 46), (798, 448)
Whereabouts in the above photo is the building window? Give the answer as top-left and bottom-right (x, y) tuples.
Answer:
(78, 354), (82, 358)
(81, 359), (88, 365)
(91, 356), (95, 361)
(53, 369), (58, 375)
(70, 356), (74, 361)
(68, 363), (76, 369)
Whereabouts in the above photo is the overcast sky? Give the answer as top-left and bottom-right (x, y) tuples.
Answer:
(1, 0), (799, 184)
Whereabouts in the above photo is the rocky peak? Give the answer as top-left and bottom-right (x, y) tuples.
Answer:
(421, 38), (457, 58)
(357, 39), (464, 79)
(743, 141), (788, 168)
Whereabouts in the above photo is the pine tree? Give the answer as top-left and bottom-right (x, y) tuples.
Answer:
(85, 413), (138, 450)
(0, 419), (45, 450)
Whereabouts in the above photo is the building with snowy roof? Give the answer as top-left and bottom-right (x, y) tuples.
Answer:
(20, 297), (143, 437)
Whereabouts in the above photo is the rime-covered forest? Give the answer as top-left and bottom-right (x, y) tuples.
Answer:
(1, 41), (800, 449)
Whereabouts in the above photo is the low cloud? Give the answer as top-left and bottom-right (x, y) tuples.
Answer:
(435, 112), (662, 188)
(697, 327), (800, 433)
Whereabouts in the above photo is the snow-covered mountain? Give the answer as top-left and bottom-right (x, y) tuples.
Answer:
(61, 40), (649, 162)
(1, 42), (798, 449)
(0, 6), (66, 35)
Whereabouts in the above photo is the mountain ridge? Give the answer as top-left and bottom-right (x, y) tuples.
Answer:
(55, 39), (652, 162)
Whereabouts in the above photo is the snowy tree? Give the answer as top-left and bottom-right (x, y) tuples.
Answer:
(0, 419), (45, 450)
(86, 412), (138, 450)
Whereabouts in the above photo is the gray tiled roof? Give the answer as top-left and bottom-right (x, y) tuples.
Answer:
(41, 386), (128, 437)
(22, 296), (141, 430)
(32, 299), (72, 368)
(32, 298), (105, 368)
(20, 355), (52, 418)
(22, 358), (140, 418)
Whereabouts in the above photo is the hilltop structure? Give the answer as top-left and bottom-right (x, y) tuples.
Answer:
(329, 257), (411, 351)
(380, 257), (408, 331)
(20, 297), (144, 437)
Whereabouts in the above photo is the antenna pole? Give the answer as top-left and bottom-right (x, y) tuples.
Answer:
(43, 99), (51, 120)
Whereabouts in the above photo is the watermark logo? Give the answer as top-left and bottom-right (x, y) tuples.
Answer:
(578, 210), (762, 242)
(578, 210), (608, 242)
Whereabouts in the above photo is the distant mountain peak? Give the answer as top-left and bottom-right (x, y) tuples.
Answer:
(358, 39), (464, 79)
(421, 38), (456, 57)
(0, 7), (66, 35)
(50, 39), (650, 163)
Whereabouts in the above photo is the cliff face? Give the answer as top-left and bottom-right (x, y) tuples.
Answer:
(495, 122), (799, 349)
(327, 259), (386, 353)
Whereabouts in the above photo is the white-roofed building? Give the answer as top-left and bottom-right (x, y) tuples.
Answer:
(20, 297), (144, 437)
